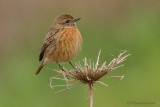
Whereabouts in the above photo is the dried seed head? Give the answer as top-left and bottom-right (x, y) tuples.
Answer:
(51, 50), (130, 87)
(49, 50), (130, 107)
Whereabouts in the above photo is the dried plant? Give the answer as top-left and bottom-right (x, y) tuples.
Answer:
(49, 50), (130, 107)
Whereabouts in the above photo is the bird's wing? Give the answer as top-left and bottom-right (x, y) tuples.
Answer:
(39, 29), (60, 61)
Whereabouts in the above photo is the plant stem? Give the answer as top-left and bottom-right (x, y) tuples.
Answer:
(89, 83), (93, 107)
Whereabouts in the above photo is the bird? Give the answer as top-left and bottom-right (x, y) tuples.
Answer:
(35, 14), (82, 75)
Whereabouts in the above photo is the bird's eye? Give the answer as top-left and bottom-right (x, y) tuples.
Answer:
(65, 20), (70, 23)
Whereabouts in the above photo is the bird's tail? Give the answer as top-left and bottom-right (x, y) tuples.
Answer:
(35, 63), (44, 75)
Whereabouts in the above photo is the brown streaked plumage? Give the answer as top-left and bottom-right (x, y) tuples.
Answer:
(35, 14), (82, 75)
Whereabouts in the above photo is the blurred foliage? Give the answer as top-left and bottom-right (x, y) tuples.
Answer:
(0, 0), (160, 107)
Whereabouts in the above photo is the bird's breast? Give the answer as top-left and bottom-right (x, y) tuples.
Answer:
(47, 28), (82, 63)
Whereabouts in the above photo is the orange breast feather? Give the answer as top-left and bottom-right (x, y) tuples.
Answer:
(46, 28), (82, 63)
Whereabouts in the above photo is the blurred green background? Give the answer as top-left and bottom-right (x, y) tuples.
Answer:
(0, 0), (160, 107)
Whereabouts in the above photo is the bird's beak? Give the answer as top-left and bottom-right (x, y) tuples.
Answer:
(74, 18), (81, 22)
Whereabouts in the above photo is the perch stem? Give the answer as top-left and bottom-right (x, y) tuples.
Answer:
(89, 83), (93, 107)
